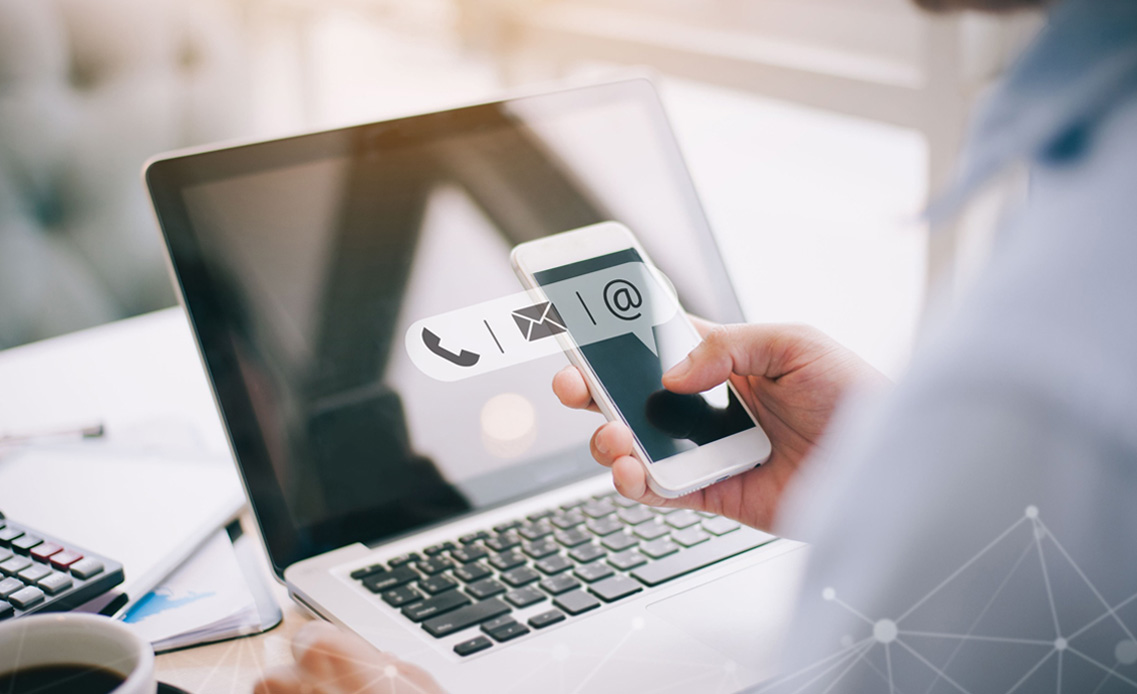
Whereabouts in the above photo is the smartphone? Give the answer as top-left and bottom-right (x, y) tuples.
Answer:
(511, 221), (771, 498)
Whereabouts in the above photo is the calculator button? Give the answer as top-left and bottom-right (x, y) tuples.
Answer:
(11, 535), (43, 555)
(69, 558), (105, 580)
(18, 564), (52, 585)
(0, 577), (22, 599)
(38, 572), (74, 596)
(0, 556), (32, 577)
(9, 585), (45, 609)
(0, 527), (22, 545)
(0, 601), (12, 620)
(30, 543), (63, 562)
(49, 550), (83, 570)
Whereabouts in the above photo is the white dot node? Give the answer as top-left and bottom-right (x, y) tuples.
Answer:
(1116, 639), (1137, 665)
(822, 587), (836, 601)
(631, 617), (646, 631)
(553, 644), (571, 662)
(1054, 638), (1067, 651)
(873, 620), (898, 644)
(383, 665), (398, 678)
(1025, 505), (1039, 519)
(839, 635), (854, 648)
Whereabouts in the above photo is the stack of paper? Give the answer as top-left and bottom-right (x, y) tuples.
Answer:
(123, 530), (263, 652)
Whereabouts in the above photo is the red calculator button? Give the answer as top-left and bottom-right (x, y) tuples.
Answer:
(49, 550), (83, 570)
(31, 543), (63, 562)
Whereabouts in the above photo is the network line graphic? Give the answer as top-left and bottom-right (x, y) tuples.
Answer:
(755, 505), (1137, 694)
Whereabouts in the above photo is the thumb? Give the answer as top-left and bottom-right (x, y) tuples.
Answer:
(662, 323), (795, 393)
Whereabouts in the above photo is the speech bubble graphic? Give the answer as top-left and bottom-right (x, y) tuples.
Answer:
(405, 261), (678, 381)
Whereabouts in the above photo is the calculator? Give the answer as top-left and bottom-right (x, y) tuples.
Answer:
(0, 510), (124, 620)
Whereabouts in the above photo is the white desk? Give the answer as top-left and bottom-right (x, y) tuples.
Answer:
(0, 308), (312, 693)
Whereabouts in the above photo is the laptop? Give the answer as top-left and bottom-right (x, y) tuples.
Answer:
(145, 77), (809, 693)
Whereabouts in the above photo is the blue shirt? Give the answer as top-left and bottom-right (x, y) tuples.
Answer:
(766, 1), (1137, 691)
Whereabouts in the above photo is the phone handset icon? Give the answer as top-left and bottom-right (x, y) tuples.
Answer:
(421, 328), (480, 367)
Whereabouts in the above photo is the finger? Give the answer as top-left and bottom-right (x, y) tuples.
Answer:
(589, 421), (634, 467)
(662, 323), (823, 394)
(293, 621), (391, 689)
(610, 455), (679, 508)
(688, 315), (719, 339)
(552, 366), (599, 413)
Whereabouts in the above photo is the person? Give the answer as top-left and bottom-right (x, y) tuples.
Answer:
(255, 0), (1137, 690)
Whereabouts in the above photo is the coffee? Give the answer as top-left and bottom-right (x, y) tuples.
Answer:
(0, 663), (126, 694)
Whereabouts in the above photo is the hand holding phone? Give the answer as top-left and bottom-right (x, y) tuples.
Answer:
(512, 222), (773, 498)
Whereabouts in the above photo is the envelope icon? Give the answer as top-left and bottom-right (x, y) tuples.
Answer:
(512, 302), (567, 341)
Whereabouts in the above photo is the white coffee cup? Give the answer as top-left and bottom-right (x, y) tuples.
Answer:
(0, 613), (156, 694)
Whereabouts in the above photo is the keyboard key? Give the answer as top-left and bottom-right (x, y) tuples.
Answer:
(526, 509), (554, 522)
(49, 550), (83, 570)
(0, 601), (12, 620)
(10, 535), (42, 555)
(37, 572), (73, 596)
(553, 590), (600, 616)
(632, 520), (670, 541)
(350, 563), (386, 580)
(381, 585), (422, 607)
(640, 539), (679, 559)
(485, 532), (521, 553)
(423, 544), (445, 556)
(0, 549), (10, 564)
(535, 554), (572, 575)
(553, 528), (591, 548)
(601, 532), (638, 552)
(0, 527), (22, 545)
(454, 635), (493, 656)
(539, 574), (581, 595)
(585, 516), (623, 537)
(466, 578), (506, 600)
(18, 564), (52, 585)
(450, 546), (488, 564)
(0, 556), (32, 577)
(574, 563), (614, 583)
(589, 575), (643, 603)
(9, 585), (45, 609)
(421, 597), (511, 638)
(387, 552), (421, 568)
(702, 517), (741, 536)
(631, 528), (776, 587)
(698, 511), (716, 518)
(613, 496), (639, 508)
(672, 527), (711, 548)
(607, 549), (647, 572)
(664, 510), (702, 529)
(30, 543), (63, 563)
(528, 609), (566, 629)
(504, 586), (545, 608)
(488, 550), (527, 572)
(617, 506), (654, 525)
(363, 567), (419, 593)
(0, 577), (22, 599)
(454, 562), (492, 583)
(416, 557), (454, 576)
(402, 591), (471, 622)
(550, 510), (586, 529)
(500, 566), (540, 587)
(518, 521), (554, 541)
(569, 543), (606, 563)
(459, 531), (490, 545)
(492, 521), (521, 534)
(481, 616), (530, 642)
(419, 575), (458, 595)
(521, 538), (559, 559)
(581, 499), (616, 519)
(559, 499), (587, 511)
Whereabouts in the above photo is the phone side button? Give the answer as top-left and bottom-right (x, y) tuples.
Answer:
(630, 528), (776, 587)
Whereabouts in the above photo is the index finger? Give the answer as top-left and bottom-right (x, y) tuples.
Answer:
(552, 365), (600, 413)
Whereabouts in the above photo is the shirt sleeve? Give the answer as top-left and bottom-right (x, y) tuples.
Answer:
(761, 92), (1137, 693)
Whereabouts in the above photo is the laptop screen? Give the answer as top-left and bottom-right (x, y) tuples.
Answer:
(147, 79), (745, 577)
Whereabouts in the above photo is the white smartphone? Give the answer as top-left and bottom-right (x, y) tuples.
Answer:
(511, 221), (772, 498)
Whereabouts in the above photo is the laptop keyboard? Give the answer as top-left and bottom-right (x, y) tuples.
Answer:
(349, 491), (775, 657)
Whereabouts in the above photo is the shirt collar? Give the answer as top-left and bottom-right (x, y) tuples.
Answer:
(930, 0), (1137, 221)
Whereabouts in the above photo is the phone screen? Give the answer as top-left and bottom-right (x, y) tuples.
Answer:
(535, 248), (755, 462)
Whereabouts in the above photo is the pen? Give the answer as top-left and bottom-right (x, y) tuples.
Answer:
(0, 422), (106, 445)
